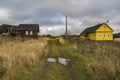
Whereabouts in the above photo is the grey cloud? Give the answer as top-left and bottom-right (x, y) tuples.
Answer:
(0, 0), (120, 35)
(0, 8), (12, 24)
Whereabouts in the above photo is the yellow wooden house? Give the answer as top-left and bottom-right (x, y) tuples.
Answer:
(79, 23), (114, 41)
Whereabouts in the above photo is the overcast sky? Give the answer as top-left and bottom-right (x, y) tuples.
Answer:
(0, 0), (120, 35)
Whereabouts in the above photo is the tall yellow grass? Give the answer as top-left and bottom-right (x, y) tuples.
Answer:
(0, 37), (48, 79)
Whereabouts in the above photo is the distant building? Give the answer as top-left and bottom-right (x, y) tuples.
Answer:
(79, 23), (114, 41)
(0, 24), (17, 36)
(0, 24), (39, 38)
(113, 33), (120, 39)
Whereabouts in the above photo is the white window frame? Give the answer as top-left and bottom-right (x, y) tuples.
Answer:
(26, 31), (29, 35)
(30, 31), (33, 35)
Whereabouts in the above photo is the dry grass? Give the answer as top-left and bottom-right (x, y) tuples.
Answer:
(114, 38), (120, 42)
(0, 37), (120, 80)
(0, 37), (48, 80)
(57, 37), (66, 44)
(77, 40), (120, 80)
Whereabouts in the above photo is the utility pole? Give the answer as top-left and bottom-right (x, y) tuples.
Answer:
(65, 16), (68, 39)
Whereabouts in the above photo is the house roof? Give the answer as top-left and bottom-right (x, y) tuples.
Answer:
(17, 24), (39, 32)
(0, 24), (39, 32)
(2, 24), (16, 28)
(80, 23), (113, 36)
(1, 24), (17, 30)
(0, 25), (2, 30)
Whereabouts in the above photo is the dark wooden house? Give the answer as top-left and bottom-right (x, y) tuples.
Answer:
(0, 26), (2, 34)
(0, 24), (16, 35)
(12, 24), (39, 37)
(113, 33), (120, 39)
(0, 24), (39, 38)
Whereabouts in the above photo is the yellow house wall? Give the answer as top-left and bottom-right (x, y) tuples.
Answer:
(96, 24), (113, 41)
(79, 35), (85, 38)
(88, 33), (96, 40)
(96, 32), (113, 41)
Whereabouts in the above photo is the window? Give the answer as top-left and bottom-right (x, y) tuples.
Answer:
(30, 31), (33, 35)
(108, 34), (110, 37)
(8, 29), (10, 32)
(104, 25), (106, 28)
(104, 34), (106, 37)
(98, 34), (102, 38)
(26, 31), (29, 35)
(6, 29), (9, 33)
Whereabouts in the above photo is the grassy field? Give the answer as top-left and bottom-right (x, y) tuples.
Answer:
(0, 36), (120, 80)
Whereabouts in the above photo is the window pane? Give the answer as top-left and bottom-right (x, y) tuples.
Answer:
(26, 31), (28, 35)
(104, 34), (106, 37)
(30, 31), (33, 35)
(108, 34), (110, 37)
(99, 34), (102, 37)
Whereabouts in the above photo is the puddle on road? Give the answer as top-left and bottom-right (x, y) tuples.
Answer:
(47, 57), (70, 65)
(47, 58), (56, 63)
(58, 58), (70, 65)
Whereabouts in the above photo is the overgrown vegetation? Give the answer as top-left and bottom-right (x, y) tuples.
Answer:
(78, 40), (120, 80)
(0, 36), (48, 80)
(0, 36), (119, 80)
